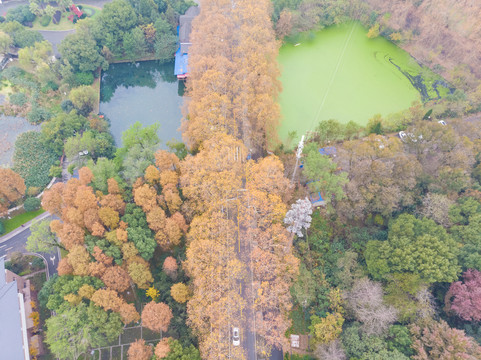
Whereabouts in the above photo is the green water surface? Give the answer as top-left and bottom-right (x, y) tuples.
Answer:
(278, 22), (445, 141)
(100, 61), (184, 147)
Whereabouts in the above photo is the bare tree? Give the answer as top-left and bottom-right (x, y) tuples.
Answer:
(416, 286), (436, 320)
(284, 197), (312, 237)
(345, 278), (397, 336)
(314, 340), (346, 360)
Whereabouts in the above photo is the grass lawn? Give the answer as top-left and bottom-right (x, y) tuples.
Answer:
(30, 5), (101, 31)
(3, 209), (45, 235)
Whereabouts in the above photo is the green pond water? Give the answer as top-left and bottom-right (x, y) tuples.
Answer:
(100, 61), (184, 147)
(278, 22), (450, 141)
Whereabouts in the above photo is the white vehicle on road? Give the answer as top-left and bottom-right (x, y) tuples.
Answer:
(398, 131), (407, 142)
(438, 120), (447, 126)
(232, 327), (240, 346)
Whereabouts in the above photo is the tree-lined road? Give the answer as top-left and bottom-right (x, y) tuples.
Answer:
(0, 213), (59, 278)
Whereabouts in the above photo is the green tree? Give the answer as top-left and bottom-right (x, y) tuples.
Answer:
(451, 213), (481, 271)
(64, 131), (115, 161)
(87, 158), (124, 194)
(45, 303), (123, 360)
(122, 204), (157, 260)
(26, 219), (64, 252)
(123, 26), (147, 59)
(98, 0), (137, 55)
(164, 338), (201, 360)
(291, 263), (316, 310)
(69, 85), (97, 116)
(153, 17), (177, 62)
(365, 214), (460, 283)
(59, 32), (108, 73)
(118, 121), (160, 154)
(0, 31), (12, 54)
(40, 111), (87, 156)
(303, 143), (347, 206)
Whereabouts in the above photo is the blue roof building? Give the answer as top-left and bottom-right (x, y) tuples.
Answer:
(0, 258), (30, 359)
(174, 6), (200, 79)
(318, 146), (337, 156)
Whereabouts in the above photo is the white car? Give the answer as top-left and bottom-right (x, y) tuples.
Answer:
(398, 131), (407, 142)
(438, 120), (447, 126)
(232, 327), (240, 346)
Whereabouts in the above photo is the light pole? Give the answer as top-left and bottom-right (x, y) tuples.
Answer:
(291, 135), (304, 182)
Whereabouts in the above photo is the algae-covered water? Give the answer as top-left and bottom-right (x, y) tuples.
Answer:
(278, 22), (449, 141)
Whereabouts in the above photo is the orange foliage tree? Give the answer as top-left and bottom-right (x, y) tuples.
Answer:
(141, 301), (173, 333)
(101, 266), (131, 292)
(127, 339), (153, 360)
(0, 168), (26, 215)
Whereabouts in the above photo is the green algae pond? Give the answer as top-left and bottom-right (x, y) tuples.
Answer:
(278, 22), (450, 141)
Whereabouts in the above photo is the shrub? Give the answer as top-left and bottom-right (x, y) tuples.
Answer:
(40, 16), (51, 27)
(31, 257), (45, 270)
(68, 164), (75, 175)
(75, 72), (94, 86)
(60, 99), (74, 113)
(24, 197), (41, 212)
(12, 131), (57, 189)
(44, 80), (58, 91)
(6, 5), (35, 25)
(27, 105), (52, 124)
(9, 92), (27, 106)
(0, 221), (4, 235)
(49, 165), (62, 178)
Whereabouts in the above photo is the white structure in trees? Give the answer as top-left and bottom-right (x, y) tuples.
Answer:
(284, 197), (312, 237)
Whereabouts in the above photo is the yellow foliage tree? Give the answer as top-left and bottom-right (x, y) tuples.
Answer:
(146, 286), (159, 301)
(170, 283), (190, 303)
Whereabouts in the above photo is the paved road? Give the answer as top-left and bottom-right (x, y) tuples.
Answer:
(0, 0), (111, 15)
(0, 213), (59, 279)
(39, 29), (75, 55)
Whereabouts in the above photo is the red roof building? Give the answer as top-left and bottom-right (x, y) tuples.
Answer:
(70, 5), (83, 17)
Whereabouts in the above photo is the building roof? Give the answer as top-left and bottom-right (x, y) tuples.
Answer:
(319, 146), (337, 156)
(0, 258), (26, 360)
(178, 6), (200, 49)
(174, 47), (189, 77)
(174, 6), (199, 77)
(70, 5), (83, 17)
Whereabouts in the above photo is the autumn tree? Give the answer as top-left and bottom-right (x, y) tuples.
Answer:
(162, 256), (178, 279)
(309, 312), (345, 344)
(91, 288), (123, 312)
(41, 182), (64, 216)
(128, 260), (153, 289)
(410, 320), (481, 360)
(155, 338), (170, 359)
(141, 301), (173, 333)
(101, 266), (131, 292)
(127, 339), (153, 360)
(0, 168), (26, 215)
(119, 303), (140, 324)
(171, 283), (190, 303)
(446, 269), (481, 321)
